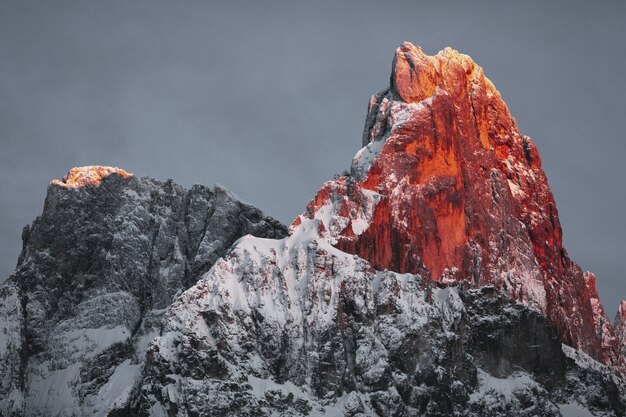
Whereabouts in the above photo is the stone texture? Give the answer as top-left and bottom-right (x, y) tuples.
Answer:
(50, 166), (133, 188)
(0, 169), (286, 416)
(302, 42), (624, 369)
(137, 220), (625, 416)
(616, 301), (626, 359)
(0, 42), (625, 417)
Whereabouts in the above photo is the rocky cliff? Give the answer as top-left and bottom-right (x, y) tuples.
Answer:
(302, 42), (624, 369)
(0, 43), (625, 417)
(0, 167), (287, 416)
(137, 219), (626, 416)
(136, 44), (625, 416)
(617, 301), (626, 359)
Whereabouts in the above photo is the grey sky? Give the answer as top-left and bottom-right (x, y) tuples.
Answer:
(1, 0), (624, 317)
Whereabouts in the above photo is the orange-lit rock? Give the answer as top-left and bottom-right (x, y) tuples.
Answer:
(392, 43), (439, 103)
(51, 166), (133, 188)
(298, 42), (624, 369)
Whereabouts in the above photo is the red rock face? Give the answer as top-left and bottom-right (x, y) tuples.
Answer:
(297, 43), (624, 369)
(51, 166), (133, 188)
(616, 301), (626, 358)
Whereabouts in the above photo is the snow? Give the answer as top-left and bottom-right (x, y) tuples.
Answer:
(84, 360), (143, 415)
(557, 402), (596, 417)
(213, 183), (251, 206)
(351, 137), (386, 180)
(351, 98), (431, 181)
(22, 324), (135, 416)
(247, 374), (309, 401)
(307, 183), (381, 242)
(0, 286), (20, 356)
(507, 178), (524, 199)
(25, 363), (82, 417)
(433, 287), (464, 327)
(0, 284), (24, 414)
(469, 368), (543, 408)
(143, 216), (626, 415)
(562, 344), (604, 371)
(56, 325), (131, 360)
(310, 391), (375, 416)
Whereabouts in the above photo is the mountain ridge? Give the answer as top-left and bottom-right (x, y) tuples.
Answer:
(302, 42), (624, 369)
(0, 42), (624, 417)
(0, 172), (287, 416)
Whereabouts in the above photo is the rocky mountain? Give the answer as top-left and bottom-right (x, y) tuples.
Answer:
(136, 220), (625, 417)
(0, 167), (287, 416)
(303, 42), (623, 370)
(0, 43), (625, 417)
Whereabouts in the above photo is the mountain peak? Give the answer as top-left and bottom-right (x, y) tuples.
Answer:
(50, 165), (133, 188)
(1, 42), (624, 416)
(303, 42), (624, 369)
(391, 42), (495, 106)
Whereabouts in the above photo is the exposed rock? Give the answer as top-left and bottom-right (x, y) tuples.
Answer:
(616, 301), (626, 359)
(0, 42), (624, 417)
(50, 166), (133, 188)
(137, 219), (625, 416)
(0, 169), (286, 416)
(0, 284), (24, 417)
(301, 42), (623, 369)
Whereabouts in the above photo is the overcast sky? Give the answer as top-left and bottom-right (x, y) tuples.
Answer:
(1, 0), (624, 317)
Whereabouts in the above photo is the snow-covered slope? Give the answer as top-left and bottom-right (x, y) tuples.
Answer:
(301, 43), (624, 369)
(137, 219), (625, 416)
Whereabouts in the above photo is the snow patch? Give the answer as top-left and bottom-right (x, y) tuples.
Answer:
(557, 402), (596, 417)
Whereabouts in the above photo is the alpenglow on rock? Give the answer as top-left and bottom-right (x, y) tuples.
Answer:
(0, 167), (287, 416)
(133, 44), (625, 417)
(302, 42), (624, 370)
(50, 165), (133, 188)
(1, 43), (625, 417)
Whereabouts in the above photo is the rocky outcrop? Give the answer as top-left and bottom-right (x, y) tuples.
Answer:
(301, 42), (623, 369)
(0, 168), (287, 417)
(50, 166), (133, 188)
(616, 301), (626, 359)
(0, 284), (24, 417)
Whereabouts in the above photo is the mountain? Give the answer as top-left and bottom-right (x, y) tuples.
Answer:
(1, 43), (625, 417)
(0, 166), (287, 416)
(303, 42), (623, 369)
(136, 220), (625, 416)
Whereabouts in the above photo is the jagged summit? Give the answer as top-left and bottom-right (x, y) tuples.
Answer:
(300, 43), (624, 369)
(390, 43), (495, 105)
(0, 43), (624, 417)
(0, 172), (287, 416)
(50, 165), (133, 188)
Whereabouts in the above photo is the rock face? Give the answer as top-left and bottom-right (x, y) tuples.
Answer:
(302, 42), (623, 369)
(617, 301), (626, 358)
(0, 168), (287, 416)
(50, 166), (133, 188)
(138, 219), (625, 417)
(0, 43), (625, 417)
(135, 44), (624, 416)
